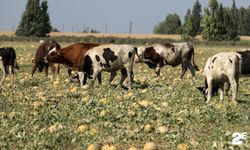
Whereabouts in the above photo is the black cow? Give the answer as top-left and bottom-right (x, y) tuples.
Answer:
(0, 47), (19, 84)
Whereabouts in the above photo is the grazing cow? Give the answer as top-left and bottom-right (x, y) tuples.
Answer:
(196, 50), (250, 103)
(80, 44), (136, 90)
(135, 42), (199, 79)
(45, 42), (101, 83)
(0, 47), (19, 84)
(31, 39), (61, 78)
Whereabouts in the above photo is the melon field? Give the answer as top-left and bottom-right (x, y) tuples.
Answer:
(0, 41), (249, 149)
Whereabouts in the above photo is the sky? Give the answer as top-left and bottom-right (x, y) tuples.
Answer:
(0, 0), (249, 34)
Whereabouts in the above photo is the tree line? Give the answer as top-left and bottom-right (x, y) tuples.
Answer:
(16, 0), (250, 41)
(154, 0), (250, 41)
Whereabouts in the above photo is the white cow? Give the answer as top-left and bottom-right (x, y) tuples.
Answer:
(134, 42), (199, 79)
(79, 44), (136, 90)
(197, 50), (250, 103)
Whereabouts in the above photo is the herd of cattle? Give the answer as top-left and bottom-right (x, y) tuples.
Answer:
(0, 39), (250, 103)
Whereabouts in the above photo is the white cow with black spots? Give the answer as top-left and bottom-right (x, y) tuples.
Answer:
(197, 50), (250, 103)
(79, 44), (136, 90)
(134, 42), (199, 79)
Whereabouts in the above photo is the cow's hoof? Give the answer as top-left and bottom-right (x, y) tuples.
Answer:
(205, 100), (210, 103)
(231, 100), (238, 107)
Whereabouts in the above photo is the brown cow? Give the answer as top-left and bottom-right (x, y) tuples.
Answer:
(44, 42), (102, 83)
(31, 39), (61, 78)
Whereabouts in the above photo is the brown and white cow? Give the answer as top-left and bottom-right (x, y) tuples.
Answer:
(45, 42), (101, 83)
(135, 42), (199, 79)
(80, 44), (136, 90)
(31, 39), (61, 78)
(197, 50), (250, 103)
(0, 47), (19, 84)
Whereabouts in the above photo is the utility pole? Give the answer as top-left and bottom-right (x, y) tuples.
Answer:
(62, 24), (64, 32)
(129, 21), (132, 34)
(105, 22), (108, 33)
(82, 24), (85, 32)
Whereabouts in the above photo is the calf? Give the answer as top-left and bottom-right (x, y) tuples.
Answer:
(80, 44), (136, 90)
(197, 50), (250, 103)
(135, 42), (199, 79)
(0, 47), (19, 84)
(31, 39), (61, 78)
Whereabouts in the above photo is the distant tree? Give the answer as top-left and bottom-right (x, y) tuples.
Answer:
(201, 0), (239, 40)
(191, 0), (202, 35)
(184, 9), (191, 23)
(182, 15), (194, 40)
(15, 0), (52, 37)
(215, 3), (227, 39)
(153, 13), (182, 34)
(227, 0), (239, 40)
(238, 7), (250, 35)
(182, 0), (202, 39)
(38, 0), (52, 36)
(201, 0), (217, 40)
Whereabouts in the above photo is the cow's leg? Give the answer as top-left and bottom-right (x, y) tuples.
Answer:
(44, 64), (49, 77)
(31, 63), (38, 77)
(9, 65), (15, 85)
(218, 82), (224, 101)
(229, 77), (238, 101)
(109, 71), (117, 84)
(97, 72), (102, 84)
(225, 81), (230, 96)
(119, 68), (127, 87)
(1, 66), (9, 84)
(155, 65), (161, 77)
(206, 78), (213, 103)
(124, 63), (133, 90)
(181, 61), (188, 79)
(83, 73), (88, 85)
(77, 72), (84, 86)
(90, 68), (101, 87)
(68, 69), (74, 82)
(188, 63), (196, 80)
(51, 63), (60, 79)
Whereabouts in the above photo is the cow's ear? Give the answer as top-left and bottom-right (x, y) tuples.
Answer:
(196, 86), (205, 93)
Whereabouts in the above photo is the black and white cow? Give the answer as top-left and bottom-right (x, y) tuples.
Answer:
(197, 50), (250, 103)
(79, 44), (136, 90)
(135, 42), (199, 79)
(0, 47), (19, 85)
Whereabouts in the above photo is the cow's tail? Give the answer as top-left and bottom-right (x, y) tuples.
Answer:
(14, 59), (20, 70)
(190, 45), (199, 71)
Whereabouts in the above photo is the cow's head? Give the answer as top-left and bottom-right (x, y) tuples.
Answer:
(42, 40), (61, 63)
(135, 46), (158, 66)
(134, 46), (146, 63)
(44, 47), (64, 63)
(196, 79), (219, 101)
(44, 39), (61, 52)
(196, 85), (208, 101)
